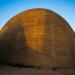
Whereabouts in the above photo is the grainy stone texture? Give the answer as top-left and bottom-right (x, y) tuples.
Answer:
(0, 8), (75, 69)
(0, 65), (75, 75)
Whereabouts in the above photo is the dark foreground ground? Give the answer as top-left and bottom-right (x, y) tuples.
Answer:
(0, 65), (75, 75)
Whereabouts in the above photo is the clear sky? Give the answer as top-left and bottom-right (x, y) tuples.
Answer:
(0, 0), (75, 31)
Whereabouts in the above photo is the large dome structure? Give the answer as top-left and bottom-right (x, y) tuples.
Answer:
(0, 8), (74, 69)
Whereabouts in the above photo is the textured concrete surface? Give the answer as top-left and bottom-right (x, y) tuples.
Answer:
(0, 8), (75, 69)
(0, 65), (75, 75)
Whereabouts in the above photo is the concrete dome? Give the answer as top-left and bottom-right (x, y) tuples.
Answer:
(0, 8), (74, 69)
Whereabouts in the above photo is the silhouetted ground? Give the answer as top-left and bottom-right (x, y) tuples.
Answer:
(0, 65), (75, 75)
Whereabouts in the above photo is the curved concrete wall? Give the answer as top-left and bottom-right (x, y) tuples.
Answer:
(0, 8), (74, 69)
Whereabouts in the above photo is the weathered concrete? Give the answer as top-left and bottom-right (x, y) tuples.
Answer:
(0, 8), (75, 69)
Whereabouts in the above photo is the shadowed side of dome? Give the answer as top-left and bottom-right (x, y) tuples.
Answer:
(73, 33), (75, 62)
(0, 8), (75, 69)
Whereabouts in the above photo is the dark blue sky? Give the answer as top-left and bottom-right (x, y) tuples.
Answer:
(0, 0), (75, 31)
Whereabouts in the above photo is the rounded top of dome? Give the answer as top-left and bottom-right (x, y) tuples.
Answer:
(2, 8), (74, 32)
